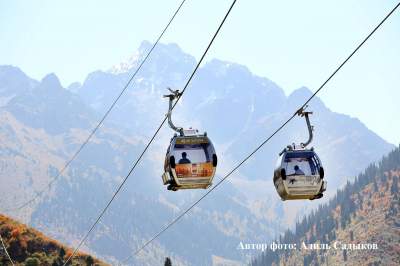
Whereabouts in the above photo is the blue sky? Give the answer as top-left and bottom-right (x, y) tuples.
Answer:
(0, 0), (399, 145)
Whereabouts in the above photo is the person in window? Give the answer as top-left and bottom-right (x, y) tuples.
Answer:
(294, 165), (304, 175)
(179, 152), (191, 164)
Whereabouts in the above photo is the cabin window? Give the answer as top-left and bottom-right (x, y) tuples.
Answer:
(284, 152), (320, 176)
(174, 143), (213, 164)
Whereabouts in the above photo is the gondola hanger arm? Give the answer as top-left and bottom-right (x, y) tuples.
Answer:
(164, 87), (183, 135)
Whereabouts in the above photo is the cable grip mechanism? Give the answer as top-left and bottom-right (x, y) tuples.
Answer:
(164, 87), (183, 135)
(297, 105), (314, 148)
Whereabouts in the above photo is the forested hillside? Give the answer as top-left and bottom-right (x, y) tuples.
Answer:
(250, 145), (400, 266)
(0, 213), (108, 266)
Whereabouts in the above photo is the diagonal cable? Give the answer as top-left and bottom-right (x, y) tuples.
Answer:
(3, 0), (186, 213)
(299, 2), (400, 111)
(63, 0), (237, 265)
(117, 3), (400, 264)
(0, 234), (15, 266)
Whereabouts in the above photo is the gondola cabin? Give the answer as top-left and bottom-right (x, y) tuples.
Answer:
(162, 129), (217, 191)
(274, 144), (326, 200)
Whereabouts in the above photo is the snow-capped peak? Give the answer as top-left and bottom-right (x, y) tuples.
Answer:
(108, 50), (144, 75)
(107, 41), (152, 75)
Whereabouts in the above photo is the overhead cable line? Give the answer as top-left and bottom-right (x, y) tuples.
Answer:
(0, 234), (15, 266)
(63, 1), (237, 265)
(117, 3), (400, 264)
(3, 0), (186, 213)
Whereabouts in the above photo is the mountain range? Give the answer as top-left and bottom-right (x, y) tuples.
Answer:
(0, 40), (396, 265)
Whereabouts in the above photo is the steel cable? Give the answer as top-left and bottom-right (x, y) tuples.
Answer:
(117, 3), (400, 264)
(3, 0), (186, 213)
(0, 234), (15, 266)
(63, 0), (237, 265)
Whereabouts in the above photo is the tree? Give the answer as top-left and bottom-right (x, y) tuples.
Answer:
(8, 227), (25, 258)
(350, 231), (354, 241)
(343, 249), (347, 262)
(309, 233), (315, 244)
(58, 247), (66, 259)
(303, 255), (309, 266)
(11, 227), (23, 239)
(391, 179), (398, 195)
(341, 218), (346, 230)
(25, 257), (40, 266)
(51, 259), (60, 266)
(164, 257), (172, 266)
(64, 251), (74, 264)
(86, 255), (95, 266)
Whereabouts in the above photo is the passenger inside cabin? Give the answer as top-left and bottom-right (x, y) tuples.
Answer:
(179, 152), (191, 164)
(294, 165), (305, 175)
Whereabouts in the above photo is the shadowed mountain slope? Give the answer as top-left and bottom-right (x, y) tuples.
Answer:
(0, 67), (276, 265)
(0, 65), (39, 108)
(6, 73), (100, 136)
(71, 41), (394, 229)
(0, 40), (396, 265)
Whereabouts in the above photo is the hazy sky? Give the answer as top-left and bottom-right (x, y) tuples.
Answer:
(0, 0), (399, 145)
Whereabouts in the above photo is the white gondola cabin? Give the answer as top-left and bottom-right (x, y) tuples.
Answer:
(274, 145), (326, 200)
(274, 106), (327, 200)
(161, 88), (217, 191)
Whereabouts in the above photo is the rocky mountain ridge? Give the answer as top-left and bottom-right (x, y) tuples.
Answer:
(69, 41), (394, 226)
(0, 65), (270, 265)
(0, 40), (396, 265)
